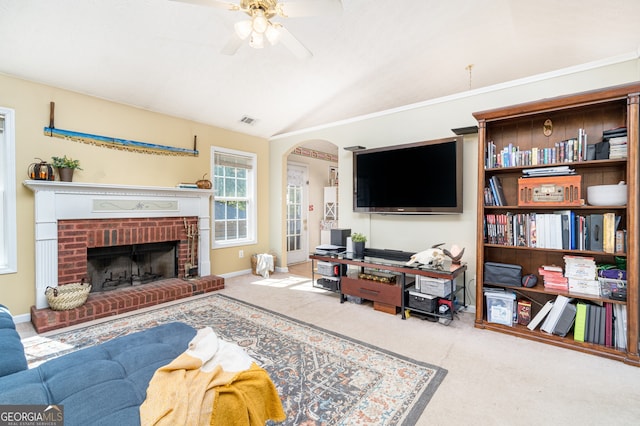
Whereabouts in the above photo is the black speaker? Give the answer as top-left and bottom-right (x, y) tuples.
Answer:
(330, 229), (351, 246)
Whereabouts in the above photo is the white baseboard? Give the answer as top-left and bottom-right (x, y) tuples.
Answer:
(13, 312), (31, 324)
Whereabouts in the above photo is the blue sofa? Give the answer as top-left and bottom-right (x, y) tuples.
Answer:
(0, 304), (196, 426)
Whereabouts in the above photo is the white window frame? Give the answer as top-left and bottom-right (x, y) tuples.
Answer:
(0, 107), (17, 274)
(211, 146), (257, 248)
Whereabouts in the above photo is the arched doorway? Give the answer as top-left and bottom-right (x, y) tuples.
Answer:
(285, 141), (338, 266)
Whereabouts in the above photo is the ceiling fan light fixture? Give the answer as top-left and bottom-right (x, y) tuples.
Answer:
(251, 9), (269, 33)
(249, 32), (265, 49)
(265, 24), (281, 45)
(234, 20), (252, 40)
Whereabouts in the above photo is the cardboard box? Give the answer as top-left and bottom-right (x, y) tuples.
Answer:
(374, 302), (398, 315)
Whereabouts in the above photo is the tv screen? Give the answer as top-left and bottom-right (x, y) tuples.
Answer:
(353, 137), (463, 214)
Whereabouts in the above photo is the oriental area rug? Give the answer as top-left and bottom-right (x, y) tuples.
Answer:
(23, 293), (447, 425)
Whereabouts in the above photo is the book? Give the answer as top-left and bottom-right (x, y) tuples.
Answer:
(488, 178), (500, 206)
(541, 295), (572, 334)
(603, 212), (616, 253)
(589, 214), (604, 252)
(527, 300), (554, 331)
(490, 176), (507, 206)
(574, 302), (587, 342)
(614, 304), (628, 351)
(552, 303), (576, 337)
(517, 300), (532, 326)
(605, 303), (613, 347)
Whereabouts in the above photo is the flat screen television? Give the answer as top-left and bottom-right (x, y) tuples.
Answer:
(353, 136), (463, 214)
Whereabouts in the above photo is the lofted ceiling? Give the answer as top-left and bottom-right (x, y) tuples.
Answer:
(1, 0), (639, 139)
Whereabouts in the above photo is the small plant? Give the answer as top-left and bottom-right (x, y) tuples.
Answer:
(52, 155), (82, 170)
(351, 232), (367, 243)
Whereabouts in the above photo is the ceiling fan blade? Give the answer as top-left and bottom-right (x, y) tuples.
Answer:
(220, 33), (245, 55)
(277, 0), (343, 18)
(276, 25), (312, 59)
(169, 0), (240, 12)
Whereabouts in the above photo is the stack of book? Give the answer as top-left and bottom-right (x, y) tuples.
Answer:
(538, 264), (568, 291)
(603, 127), (628, 159)
(564, 255), (599, 296)
(522, 165), (576, 177)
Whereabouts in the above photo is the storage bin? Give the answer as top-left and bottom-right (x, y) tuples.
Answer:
(416, 275), (452, 298)
(407, 287), (437, 313)
(484, 290), (516, 326)
(317, 277), (340, 291)
(317, 261), (340, 277)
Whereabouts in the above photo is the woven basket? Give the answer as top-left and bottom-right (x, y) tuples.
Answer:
(45, 282), (92, 311)
(251, 253), (277, 276)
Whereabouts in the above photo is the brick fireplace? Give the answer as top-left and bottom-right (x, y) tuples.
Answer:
(24, 181), (223, 333)
(58, 216), (194, 287)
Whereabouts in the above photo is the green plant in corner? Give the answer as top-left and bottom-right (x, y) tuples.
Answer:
(51, 155), (83, 170)
(351, 232), (367, 243)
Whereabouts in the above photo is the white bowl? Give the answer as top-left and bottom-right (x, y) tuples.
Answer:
(587, 183), (627, 206)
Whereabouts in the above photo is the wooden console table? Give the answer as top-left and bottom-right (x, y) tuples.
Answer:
(309, 251), (467, 321)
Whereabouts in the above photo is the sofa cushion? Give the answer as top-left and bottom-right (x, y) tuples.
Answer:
(0, 304), (28, 377)
(0, 321), (196, 426)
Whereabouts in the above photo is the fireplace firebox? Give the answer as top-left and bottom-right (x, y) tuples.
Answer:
(87, 241), (178, 292)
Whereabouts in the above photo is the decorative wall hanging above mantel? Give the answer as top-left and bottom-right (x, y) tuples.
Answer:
(44, 102), (199, 157)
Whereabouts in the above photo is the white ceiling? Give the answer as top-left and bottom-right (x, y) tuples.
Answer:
(1, 0), (639, 139)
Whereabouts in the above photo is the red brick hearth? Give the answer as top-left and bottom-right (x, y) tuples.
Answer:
(31, 275), (224, 333)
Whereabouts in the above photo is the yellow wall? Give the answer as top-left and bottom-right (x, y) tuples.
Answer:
(0, 74), (270, 316)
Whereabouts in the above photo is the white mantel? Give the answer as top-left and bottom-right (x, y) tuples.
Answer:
(24, 180), (213, 308)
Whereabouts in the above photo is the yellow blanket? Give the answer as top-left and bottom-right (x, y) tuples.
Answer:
(140, 328), (286, 426)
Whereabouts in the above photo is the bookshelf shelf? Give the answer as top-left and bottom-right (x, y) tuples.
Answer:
(483, 243), (627, 257)
(474, 82), (640, 366)
(494, 283), (627, 305)
(482, 322), (627, 362)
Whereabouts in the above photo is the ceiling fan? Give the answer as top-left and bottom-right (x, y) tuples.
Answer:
(171, 0), (343, 58)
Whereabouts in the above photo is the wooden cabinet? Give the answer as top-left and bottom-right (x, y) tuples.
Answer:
(341, 275), (402, 307)
(473, 82), (639, 366)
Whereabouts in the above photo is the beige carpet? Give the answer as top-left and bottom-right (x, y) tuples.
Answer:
(18, 269), (640, 425)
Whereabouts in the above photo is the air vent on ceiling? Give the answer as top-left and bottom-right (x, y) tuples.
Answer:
(239, 115), (257, 126)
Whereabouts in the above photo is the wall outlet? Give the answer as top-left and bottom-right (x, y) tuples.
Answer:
(239, 249), (244, 258)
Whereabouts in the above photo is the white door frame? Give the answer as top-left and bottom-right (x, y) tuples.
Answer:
(286, 162), (309, 264)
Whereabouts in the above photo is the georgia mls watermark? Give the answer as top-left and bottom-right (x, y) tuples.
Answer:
(0, 405), (63, 426)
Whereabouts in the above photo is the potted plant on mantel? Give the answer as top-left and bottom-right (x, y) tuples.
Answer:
(351, 232), (367, 259)
(52, 155), (82, 182)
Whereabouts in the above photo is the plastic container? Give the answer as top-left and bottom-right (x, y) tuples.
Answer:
(484, 290), (516, 326)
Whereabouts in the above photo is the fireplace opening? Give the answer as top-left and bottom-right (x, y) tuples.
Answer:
(87, 241), (178, 292)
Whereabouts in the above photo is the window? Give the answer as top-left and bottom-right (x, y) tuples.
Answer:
(211, 147), (256, 247)
(0, 107), (17, 274)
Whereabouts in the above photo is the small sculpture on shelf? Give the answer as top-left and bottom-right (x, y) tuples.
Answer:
(406, 243), (465, 269)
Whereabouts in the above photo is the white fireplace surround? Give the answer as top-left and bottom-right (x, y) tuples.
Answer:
(24, 180), (213, 309)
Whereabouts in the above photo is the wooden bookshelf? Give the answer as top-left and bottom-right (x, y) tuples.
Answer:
(473, 82), (640, 366)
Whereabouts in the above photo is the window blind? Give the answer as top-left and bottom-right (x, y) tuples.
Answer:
(215, 152), (252, 169)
